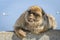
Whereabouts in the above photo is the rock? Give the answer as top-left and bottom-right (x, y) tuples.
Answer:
(0, 30), (60, 40)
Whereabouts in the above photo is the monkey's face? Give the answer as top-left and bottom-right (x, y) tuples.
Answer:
(25, 10), (43, 25)
(28, 10), (42, 22)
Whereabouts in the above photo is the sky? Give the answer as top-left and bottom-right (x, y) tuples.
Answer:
(0, 0), (60, 31)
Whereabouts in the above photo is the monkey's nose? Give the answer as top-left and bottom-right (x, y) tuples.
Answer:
(29, 17), (33, 19)
(28, 18), (34, 22)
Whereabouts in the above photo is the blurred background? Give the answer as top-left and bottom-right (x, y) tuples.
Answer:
(0, 0), (60, 31)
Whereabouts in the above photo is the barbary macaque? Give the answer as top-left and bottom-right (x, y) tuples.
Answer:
(14, 6), (56, 38)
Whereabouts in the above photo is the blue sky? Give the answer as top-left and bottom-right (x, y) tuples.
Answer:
(0, 0), (60, 31)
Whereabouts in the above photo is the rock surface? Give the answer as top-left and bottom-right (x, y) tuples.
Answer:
(0, 30), (60, 40)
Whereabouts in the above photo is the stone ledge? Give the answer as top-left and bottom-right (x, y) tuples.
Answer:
(0, 30), (60, 40)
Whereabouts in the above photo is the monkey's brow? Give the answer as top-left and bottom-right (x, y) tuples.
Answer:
(28, 10), (35, 13)
(28, 10), (40, 16)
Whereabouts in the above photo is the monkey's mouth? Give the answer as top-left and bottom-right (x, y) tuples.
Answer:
(28, 19), (34, 22)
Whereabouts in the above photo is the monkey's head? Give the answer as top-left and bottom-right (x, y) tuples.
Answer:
(25, 6), (45, 26)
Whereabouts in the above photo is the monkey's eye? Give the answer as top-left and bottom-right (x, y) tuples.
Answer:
(33, 12), (40, 17)
(28, 11), (34, 15)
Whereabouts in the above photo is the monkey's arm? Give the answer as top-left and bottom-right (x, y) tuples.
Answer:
(14, 13), (27, 38)
(14, 27), (26, 38)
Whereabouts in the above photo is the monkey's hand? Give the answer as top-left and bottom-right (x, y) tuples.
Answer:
(15, 29), (27, 38)
(19, 29), (26, 37)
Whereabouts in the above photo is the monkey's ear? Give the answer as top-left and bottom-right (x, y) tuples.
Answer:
(27, 10), (32, 14)
(42, 9), (45, 16)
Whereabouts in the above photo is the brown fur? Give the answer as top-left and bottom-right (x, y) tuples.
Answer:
(14, 6), (56, 38)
